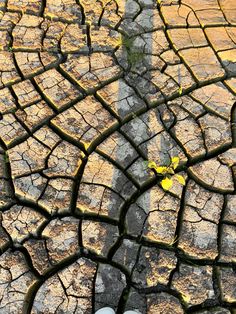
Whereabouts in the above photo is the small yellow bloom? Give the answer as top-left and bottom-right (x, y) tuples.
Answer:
(171, 156), (180, 169)
(175, 174), (186, 185)
(155, 166), (169, 174)
(161, 177), (173, 190)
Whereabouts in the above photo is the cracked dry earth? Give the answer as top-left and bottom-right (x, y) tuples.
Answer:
(0, 0), (236, 313)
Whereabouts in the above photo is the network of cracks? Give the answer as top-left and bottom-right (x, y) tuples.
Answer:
(0, 0), (236, 313)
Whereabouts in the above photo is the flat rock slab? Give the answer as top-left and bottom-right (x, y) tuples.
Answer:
(0, 0), (235, 313)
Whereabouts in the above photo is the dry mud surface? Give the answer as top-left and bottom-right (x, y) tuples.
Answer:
(0, 0), (236, 313)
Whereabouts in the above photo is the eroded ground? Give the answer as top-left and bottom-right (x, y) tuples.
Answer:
(0, 0), (236, 313)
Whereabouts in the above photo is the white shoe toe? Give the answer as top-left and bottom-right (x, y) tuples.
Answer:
(95, 307), (116, 314)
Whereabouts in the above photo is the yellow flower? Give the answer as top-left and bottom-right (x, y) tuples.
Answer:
(161, 177), (173, 190)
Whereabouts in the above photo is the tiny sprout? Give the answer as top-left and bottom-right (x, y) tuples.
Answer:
(146, 156), (186, 191)
(132, 112), (137, 119)
(4, 153), (9, 163)
(178, 86), (183, 95)
(169, 235), (179, 246)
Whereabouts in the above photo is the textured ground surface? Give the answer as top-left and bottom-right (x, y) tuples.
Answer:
(0, 0), (236, 313)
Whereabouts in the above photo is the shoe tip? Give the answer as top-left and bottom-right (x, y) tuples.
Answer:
(94, 307), (140, 314)
(95, 307), (116, 314)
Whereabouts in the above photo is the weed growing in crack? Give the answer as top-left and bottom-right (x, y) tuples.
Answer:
(168, 235), (179, 246)
(177, 64), (183, 95)
(145, 156), (185, 191)
(178, 85), (183, 96)
(4, 152), (9, 164)
(118, 34), (145, 67)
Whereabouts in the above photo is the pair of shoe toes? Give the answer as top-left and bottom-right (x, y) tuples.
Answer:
(95, 307), (138, 314)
